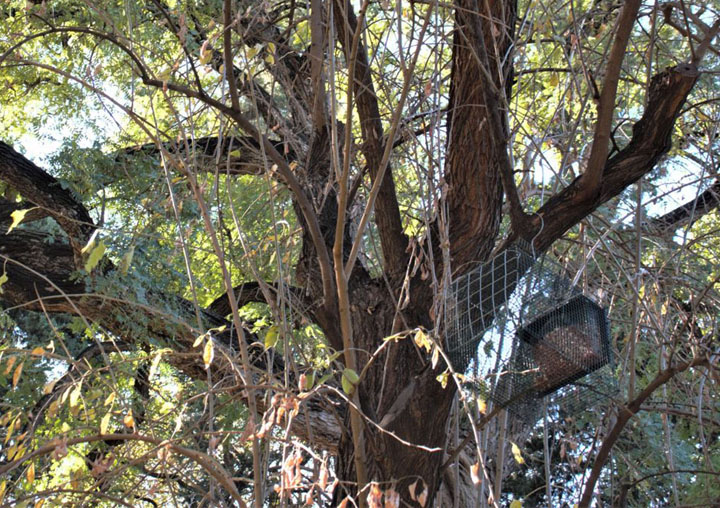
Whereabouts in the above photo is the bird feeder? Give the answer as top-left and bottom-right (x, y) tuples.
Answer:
(444, 243), (616, 423)
(517, 294), (610, 396)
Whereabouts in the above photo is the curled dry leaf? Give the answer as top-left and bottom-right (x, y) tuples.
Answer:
(367, 482), (383, 508)
(123, 410), (135, 429)
(318, 460), (329, 490)
(51, 439), (68, 461)
(471, 462), (481, 485)
(408, 479), (418, 501)
(417, 483), (428, 507)
(384, 487), (400, 508)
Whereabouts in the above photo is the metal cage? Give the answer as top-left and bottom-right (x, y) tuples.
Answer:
(444, 243), (617, 422)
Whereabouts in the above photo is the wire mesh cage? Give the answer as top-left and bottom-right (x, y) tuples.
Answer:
(444, 243), (616, 422)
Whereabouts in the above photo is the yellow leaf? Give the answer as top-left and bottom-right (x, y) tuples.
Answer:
(413, 328), (431, 352)
(7, 208), (31, 234)
(35, 498), (45, 508)
(84, 241), (106, 272)
(478, 398), (487, 414)
(69, 385), (81, 409)
(12, 362), (23, 388)
(203, 339), (214, 367)
(0, 479), (6, 503)
(26, 462), (35, 484)
(119, 246), (134, 275)
(228, 149), (242, 158)
(549, 73), (559, 87)
(341, 368), (359, 395)
(149, 352), (163, 380)
(42, 380), (56, 395)
(100, 412), (111, 434)
(511, 442), (525, 465)
(436, 371), (449, 389)
(80, 231), (98, 254)
(510, 500), (523, 508)
(199, 40), (213, 64)
(47, 400), (59, 419)
(4, 416), (15, 444)
(264, 325), (279, 349)
(30, 346), (44, 356)
(104, 391), (116, 406)
(0, 271), (8, 293)
(192, 333), (205, 348)
(123, 410), (135, 428)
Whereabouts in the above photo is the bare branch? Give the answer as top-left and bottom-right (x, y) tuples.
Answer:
(206, 282), (310, 319)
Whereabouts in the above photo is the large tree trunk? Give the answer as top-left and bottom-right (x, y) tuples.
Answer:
(331, 0), (517, 504)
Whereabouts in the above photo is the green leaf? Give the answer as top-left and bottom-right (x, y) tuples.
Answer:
(341, 368), (359, 395)
(84, 241), (106, 272)
(6, 209), (31, 234)
(119, 245), (134, 275)
(0, 271), (8, 293)
(264, 325), (279, 349)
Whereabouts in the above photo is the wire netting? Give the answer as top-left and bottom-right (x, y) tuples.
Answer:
(444, 243), (617, 421)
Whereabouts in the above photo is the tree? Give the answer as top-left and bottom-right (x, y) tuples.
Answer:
(0, 0), (718, 506)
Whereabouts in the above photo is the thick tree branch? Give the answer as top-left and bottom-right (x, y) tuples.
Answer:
(527, 64), (700, 251)
(122, 135), (294, 176)
(645, 180), (720, 235)
(332, 0), (408, 277)
(0, 141), (94, 252)
(0, 228), (342, 451)
(580, 0), (642, 198)
(444, 0), (515, 267)
(206, 281), (310, 319)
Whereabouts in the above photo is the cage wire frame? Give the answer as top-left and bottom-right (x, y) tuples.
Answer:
(443, 242), (617, 422)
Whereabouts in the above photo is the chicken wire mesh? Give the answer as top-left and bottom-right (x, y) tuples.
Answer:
(444, 243), (617, 422)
